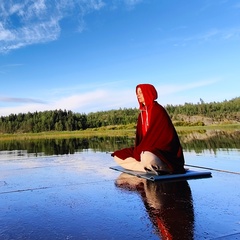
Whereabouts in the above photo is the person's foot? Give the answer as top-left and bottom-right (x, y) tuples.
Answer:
(144, 166), (170, 175)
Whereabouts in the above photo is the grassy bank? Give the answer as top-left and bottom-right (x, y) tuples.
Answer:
(0, 123), (239, 141)
(0, 128), (136, 141)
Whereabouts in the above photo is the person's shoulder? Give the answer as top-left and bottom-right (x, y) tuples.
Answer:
(153, 102), (169, 115)
(153, 101), (165, 110)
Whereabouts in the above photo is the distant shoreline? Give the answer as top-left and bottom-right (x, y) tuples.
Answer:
(0, 123), (239, 141)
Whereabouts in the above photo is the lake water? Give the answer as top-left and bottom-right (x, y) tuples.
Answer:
(1, 130), (239, 173)
(0, 130), (239, 239)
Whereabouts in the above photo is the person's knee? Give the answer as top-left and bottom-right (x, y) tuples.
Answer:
(140, 151), (158, 163)
(114, 156), (138, 165)
(113, 155), (123, 164)
(140, 151), (170, 173)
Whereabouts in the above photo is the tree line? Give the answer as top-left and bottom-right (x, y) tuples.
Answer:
(166, 97), (240, 125)
(0, 97), (239, 134)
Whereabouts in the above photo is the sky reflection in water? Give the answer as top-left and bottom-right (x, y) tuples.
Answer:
(0, 130), (239, 239)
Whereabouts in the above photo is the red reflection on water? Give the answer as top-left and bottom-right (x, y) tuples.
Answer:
(115, 174), (194, 240)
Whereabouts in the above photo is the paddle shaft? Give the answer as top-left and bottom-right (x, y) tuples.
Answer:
(185, 164), (240, 175)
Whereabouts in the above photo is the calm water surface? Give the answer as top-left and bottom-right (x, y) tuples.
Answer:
(0, 130), (239, 239)
(1, 130), (239, 173)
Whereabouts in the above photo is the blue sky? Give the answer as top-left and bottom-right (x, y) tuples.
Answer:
(0, 0), (240, 116)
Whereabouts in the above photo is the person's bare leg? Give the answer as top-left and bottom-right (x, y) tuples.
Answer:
(140, 151), (171, 175)
(113, 156), (146, 172)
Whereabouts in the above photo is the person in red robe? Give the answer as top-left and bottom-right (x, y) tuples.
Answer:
(111, 83), (185, 174)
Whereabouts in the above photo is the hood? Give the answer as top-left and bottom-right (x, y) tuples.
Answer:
(136, 84), (158, 109)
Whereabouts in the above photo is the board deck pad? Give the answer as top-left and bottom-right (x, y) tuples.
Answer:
(110, 166), (212, 181)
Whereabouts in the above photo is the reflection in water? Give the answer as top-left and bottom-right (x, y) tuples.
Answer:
(0, 130), (239, 156)
(115, 174), (194, 240)
(0, 136), (133, 156)
(179, 130), (240, 153)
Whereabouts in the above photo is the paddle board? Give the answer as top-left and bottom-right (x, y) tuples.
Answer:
(110, 166), (212, 181)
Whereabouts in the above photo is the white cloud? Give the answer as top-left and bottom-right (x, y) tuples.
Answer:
(0, 87), (134, 116)
(0, 22), (15, 41)
(0, 78), (222, 116)
(52, 90), (107, 111)
(0, 19), (60, 52)
(0, 0), (106, 54)
(0, 0), (145, 53)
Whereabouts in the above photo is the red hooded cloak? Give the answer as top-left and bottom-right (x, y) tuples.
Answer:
(112, 84), (185, 174)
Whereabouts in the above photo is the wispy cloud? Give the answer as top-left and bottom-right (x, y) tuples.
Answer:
(0, 78), (221, 116)
(0, 0), (142, 54)
(0, 1), (60, 53)
(0, 88), (134, 116)
(154, 78), (223, 106)
(0, 63), (23, 74)
(0, 96), (46, 104)
(0, 0), (106, 54)
(47, 85), (135, 113)
(47, 80), (127, 97)
(155, 78), (220, 96)
(172, 27), (240, 47)
(199, 28), (240, 41)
